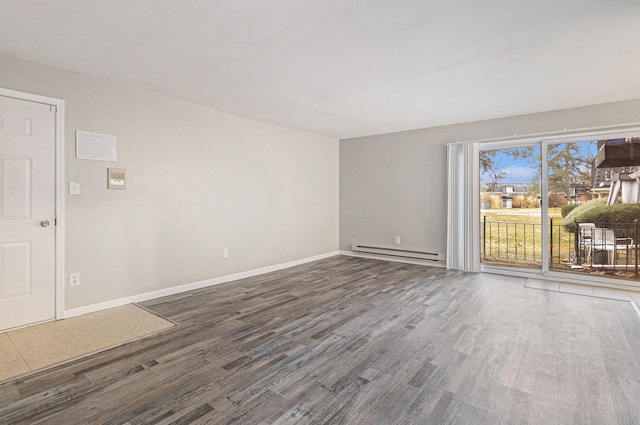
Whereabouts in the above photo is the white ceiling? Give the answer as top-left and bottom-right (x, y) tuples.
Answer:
(0, 0), (639, 139)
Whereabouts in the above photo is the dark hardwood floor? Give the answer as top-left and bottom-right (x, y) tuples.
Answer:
(1, 256), (640, 424)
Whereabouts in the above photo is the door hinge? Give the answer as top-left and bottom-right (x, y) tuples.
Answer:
(50, 105), (57, 113)
(55, 218), (57, 226)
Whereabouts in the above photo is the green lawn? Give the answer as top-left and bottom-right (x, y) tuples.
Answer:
(481, 207), (562, 223)
(481, 207), (570, 266)
(481, 207), (640, 280)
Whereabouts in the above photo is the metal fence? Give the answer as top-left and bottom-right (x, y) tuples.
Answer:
(482, 216), (640, 279)
(554, 218), (639, 278)
(481, 217), (542, 265)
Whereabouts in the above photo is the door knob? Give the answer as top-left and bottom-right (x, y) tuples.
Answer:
(40, 219), (50, 227)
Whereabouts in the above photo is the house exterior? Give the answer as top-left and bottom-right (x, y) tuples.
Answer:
(481, 183), (539, 209)
(481, 182), (597, 209)
(592, 139), (640, 204)
(568, 184), (594, 204)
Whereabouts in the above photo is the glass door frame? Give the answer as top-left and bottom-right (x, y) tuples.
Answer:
(542, 128), (640, 289)
(479, 125), (640, 289)
(479, 139), (545, 277)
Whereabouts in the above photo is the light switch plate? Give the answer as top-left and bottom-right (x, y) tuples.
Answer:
(69, 181), (80, 195)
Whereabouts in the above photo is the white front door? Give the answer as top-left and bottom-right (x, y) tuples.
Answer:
(0, 95), (56, 331)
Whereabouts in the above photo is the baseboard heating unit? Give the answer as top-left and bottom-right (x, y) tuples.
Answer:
(351, 243), (444, 262)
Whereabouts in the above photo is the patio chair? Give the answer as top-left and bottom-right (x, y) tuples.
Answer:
(577, 223), (596, 260)
(586, 227), (634, 265)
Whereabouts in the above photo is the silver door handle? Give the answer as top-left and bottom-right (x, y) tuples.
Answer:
(40, 219), (50, 227)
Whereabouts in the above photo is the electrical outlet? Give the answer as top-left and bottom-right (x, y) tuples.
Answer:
(395, 236), (401, 245)
(70, 272), (80, 287)
(223, 248), (229, 258)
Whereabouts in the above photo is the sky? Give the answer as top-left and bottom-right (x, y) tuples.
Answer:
(480, 140), (599, 184)
(496, 164), (537, 183)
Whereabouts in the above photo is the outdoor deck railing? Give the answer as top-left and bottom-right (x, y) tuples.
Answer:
(482, 216), (640, 279)
(482, 217), (542, 264)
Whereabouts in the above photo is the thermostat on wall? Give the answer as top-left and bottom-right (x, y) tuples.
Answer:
(108, 168), (126, 190)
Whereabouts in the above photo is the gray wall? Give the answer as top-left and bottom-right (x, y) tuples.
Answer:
(0, 54), (339, 310)
(340, 99), (640, 254)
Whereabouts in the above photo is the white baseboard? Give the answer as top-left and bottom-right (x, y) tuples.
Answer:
(64, 251), (340, 318)
(339, 250), (446, 268)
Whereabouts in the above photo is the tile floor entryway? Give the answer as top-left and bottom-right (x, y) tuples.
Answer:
(0, 304), (174, 382)
(526, 278), (640, 303)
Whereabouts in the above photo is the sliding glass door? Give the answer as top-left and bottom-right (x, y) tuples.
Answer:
(478, 128), (640, 284)
(547, 135), (640, 282)
(480, 144), (542, 270)
(546, 139), (598, 273)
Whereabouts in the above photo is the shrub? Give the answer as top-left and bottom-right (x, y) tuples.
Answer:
(578, 203), (640, 226)
(561, 204), (580, 218)
(548, 193), (568, 207)
(560, 198), (606, 228)
(561, 198), (640, 230)
(480, 193), (502, 209)
(523, 194), (539, 208)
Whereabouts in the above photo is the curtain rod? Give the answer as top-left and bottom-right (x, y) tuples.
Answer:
(445, 122), (640, 146)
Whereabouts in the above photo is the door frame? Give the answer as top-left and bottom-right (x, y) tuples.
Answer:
(478, 124), (640, 289)
(540, 128), (640, 289)
(479, 139), (543, 276)
(1, 87), (65, 322)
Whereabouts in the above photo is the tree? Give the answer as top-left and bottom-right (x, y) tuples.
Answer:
(480, 142), (594, 210)
(484, 169), (506, 192)
(479, 147), (537, 191)
(546, 142), (593, 195)
(527, 142), (594, 199)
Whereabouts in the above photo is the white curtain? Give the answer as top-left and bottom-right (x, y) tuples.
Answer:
(446, 142), (481, 272)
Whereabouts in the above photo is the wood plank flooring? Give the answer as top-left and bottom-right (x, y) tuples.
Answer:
(1, 256), (640, 424)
